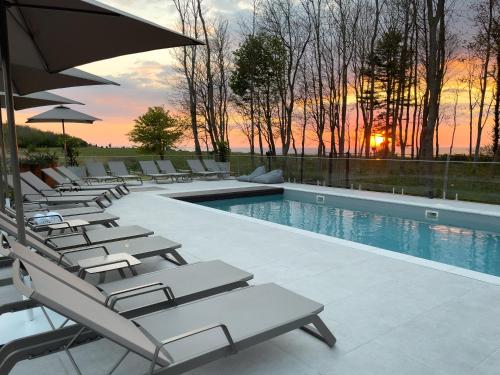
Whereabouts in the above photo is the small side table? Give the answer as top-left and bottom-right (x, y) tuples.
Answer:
(47, 219), (90, 236)
(77, 253), (141, 283)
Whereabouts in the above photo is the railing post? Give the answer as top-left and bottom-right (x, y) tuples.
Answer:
(328, 153), (333, 187)
(442, 155), (451, 200)
(345, 152), (350, 188)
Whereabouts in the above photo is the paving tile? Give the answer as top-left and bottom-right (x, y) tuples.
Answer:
(375, 298), (500, 375)
(472, 348), (500, 375)
(185, 341), (320, 375)
(318, 340), (443, 375)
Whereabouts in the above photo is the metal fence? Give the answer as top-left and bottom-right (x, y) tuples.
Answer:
(73, 154), (500, 205)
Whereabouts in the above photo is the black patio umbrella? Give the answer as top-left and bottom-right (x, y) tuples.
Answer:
(1, 65), (119, 95)
(0, 0), (202, 243)
(26, 105), (100, 164)
(0, 65), (115, 217)
(1, 91), (83, 111)
(0, 92), (83, 211)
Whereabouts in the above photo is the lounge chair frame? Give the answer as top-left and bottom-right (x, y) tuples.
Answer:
(139, 161), (172, 183)
(10, 177), (110, 209)
(42, 168), (124, 199)
(186, 159), (220, 180)
(108, 161), (144, 185)
(21, 171), (114, 205)
(85, 161), (122, 184)
(57, 166), (130, 195)
(3, 257), (335, 375)
(155, 160), (192, 183)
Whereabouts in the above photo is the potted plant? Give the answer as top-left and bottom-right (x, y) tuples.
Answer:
(19, 149), (59, 178)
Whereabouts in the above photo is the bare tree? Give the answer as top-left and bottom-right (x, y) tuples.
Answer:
(173, 0), (202, 156)
(261, 0), (312, 155)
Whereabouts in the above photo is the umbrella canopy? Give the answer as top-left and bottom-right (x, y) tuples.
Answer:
(2, 65), (119, 95)
(0, 92), (82, 212)
(0, 0), (202, 244)
(26, 105), (100, 165)
(6, 0), (202, 75)
(1, 91), (83, 110)
(26, 105), (100, 124)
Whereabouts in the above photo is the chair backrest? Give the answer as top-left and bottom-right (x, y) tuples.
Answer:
(156, 160), (176, 174)
(12, 258), (168, 366)
(7, 175), (43, 200)
(0, 211), (73, 267)
(42, 168), (70, 185)
(139, 160), (159, 175)
(187, 159), (206, 173)
(57, 166), (83, 182)
(8, 239), (104, 303)
(217, 162), (230, 173)
(68, 166), (87, 178)
(85, 161), (108, 177)
(21, 171), (55, 192)
(202, 159), (220, 172)
(108, 161), (129, 176)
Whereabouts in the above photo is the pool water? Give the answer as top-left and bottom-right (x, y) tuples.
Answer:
(199, 194), (500, 277)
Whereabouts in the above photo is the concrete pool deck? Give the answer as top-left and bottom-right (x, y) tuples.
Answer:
(6, 180), (500, 375)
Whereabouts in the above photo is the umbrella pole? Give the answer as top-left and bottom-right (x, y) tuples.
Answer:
(0, 0), (27, 244)
(0, 108), (7, 211)
(62, 119), (67, 166)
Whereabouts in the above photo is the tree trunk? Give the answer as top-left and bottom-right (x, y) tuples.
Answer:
(492, 40), (500, 158)
(474, 0), (494, 162)
(365, 0), (381, 157)
(419, 0), (445, 161)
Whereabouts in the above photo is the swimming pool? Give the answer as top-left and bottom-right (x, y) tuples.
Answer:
(198, 191), (500, 277)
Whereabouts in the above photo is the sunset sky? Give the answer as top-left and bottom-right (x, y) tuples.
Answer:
(13, 0), (492, 154)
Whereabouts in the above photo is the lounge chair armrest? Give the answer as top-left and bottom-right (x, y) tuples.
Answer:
(104, 282), (176, 310)
(45, 231), (90, 246)
(58, 183), (80, 191)
(22, 203), (46, 211)
(148, 323), (237, 371)
(58, 245), (110, 265)
(40, 189), (62, 196)
(22, 193), (48, 202)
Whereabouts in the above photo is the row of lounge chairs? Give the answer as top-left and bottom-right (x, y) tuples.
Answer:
(0, 171), (335, 374)
(65, 159), (231, 185)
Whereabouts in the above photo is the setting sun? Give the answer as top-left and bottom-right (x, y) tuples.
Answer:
(370, 134), (385, 148)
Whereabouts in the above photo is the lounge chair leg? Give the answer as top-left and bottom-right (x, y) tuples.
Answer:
(110, 189), (121, 199)
(64, 327), (86, 375)
(65, 349), (83, 375)
(300, 316), (336, 347)
(117, 185), (129, 195)
(161, 250), (188, 265)
(98, 272), (106, 284)
(96, 199), (106, 209)
(40, 306), (56, 330)
(108, 349), (130, 375)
